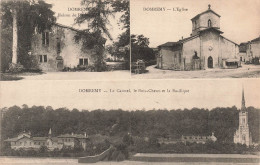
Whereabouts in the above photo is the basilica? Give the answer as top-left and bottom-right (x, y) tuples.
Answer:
(233, 88), (252, 146)
(157, 5), (239, 70)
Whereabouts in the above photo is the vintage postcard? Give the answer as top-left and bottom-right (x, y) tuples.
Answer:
(131, 0), (260, 79)
(0, 0), (260, 165)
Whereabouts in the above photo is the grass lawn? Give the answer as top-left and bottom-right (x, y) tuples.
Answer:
(0, 73), (23, 81)
(0, 72), (43, 81)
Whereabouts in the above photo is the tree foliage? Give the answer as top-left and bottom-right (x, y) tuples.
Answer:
(131, 34), (155, 64)
(1, 0), (56, 71)
(1, 105), (259, 145)
(75, 0), (116, 71)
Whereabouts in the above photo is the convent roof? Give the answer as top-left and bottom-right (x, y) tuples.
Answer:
(57, 134), (87, 139)
(251, 36), (260, 43)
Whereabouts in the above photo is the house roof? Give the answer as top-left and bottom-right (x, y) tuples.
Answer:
(158, 42), (181, 47)
(178, 34), (200, 43)
(57, 134), (87, 139)
(158, 35), (199, 48)
(32, 137), (48, 141)
(220, 35), (238, 46)
(199, 27), (223, 34)
(48, 137), (59, 142)
(251, 36), (260, 43)
(191, 8), (221, 21)
(4, 137), (19, 142)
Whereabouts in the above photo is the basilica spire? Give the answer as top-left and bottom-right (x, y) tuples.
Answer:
(48, 128), (52, 137)
(241, 87), (246, 111)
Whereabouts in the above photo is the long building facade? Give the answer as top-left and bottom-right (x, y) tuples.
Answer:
(4, 129), (88, 151)
(157, 5), (239, 70)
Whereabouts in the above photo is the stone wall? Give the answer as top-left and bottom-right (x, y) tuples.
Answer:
(160, 47), (182, 70)
(220, 36), (239, 60)
(31, 25), (94, 71)
(250, 41), (260, 57)
(199, 12), (220, 29)
(201, 30), (220, 69)
(182, 36), (200, 64)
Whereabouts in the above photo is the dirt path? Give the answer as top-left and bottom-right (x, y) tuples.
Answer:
(132, 64), (260, 79)
(20, 71), (131, 80)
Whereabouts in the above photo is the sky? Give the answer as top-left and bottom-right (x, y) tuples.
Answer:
(131, 0), (260, 48)
(1, 79), (260, 111)
(44, 0), (125, 45)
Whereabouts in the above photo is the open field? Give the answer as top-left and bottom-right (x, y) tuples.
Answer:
(132, 64), (260, 79)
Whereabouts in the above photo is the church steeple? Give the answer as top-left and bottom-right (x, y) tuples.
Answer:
(234, 87), (251, 146)
(241, 87), (246, 111)
(48, 128), (52, 138)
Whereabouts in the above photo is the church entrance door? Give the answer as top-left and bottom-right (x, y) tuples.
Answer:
(208, 56), (213, 68)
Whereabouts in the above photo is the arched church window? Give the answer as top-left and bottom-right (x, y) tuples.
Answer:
(208, 19), (212, 27)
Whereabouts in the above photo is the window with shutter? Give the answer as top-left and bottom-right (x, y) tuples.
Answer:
(44, 55), (47, 62)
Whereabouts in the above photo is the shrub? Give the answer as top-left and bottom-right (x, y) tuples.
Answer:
(7, 63), (24, 73)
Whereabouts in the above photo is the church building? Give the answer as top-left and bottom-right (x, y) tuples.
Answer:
(157, 5), (239, 70)
(233, 88), (252, 146)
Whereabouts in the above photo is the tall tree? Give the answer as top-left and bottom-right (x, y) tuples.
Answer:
(111, 0), (130, 69)
(11, 7), (18, 64)
(1, 0), (56, 71)
(131, 34), (155, 64)
(75, 0), (114, 71)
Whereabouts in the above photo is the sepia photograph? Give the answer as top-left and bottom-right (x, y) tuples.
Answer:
(0, 79), (260, 164)
(0, 0), (260, 164)
(0, 0), (130, 81)
(131, 0), (260, 79)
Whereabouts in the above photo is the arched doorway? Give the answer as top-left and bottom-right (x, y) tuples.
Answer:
(208, 56), (213, 68)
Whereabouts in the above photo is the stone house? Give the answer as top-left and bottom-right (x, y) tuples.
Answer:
(246, 37), (260, 64)
(4, 129), (88, 151)
(31, 23), (95, 71)
(238, 37), (260, 64)
(158, 133), (217, 145)
(157, 5), (239, 70)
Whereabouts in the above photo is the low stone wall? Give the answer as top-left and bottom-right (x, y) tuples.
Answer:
(78, 146), (114, 163)
(131, 153), (259, 163)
